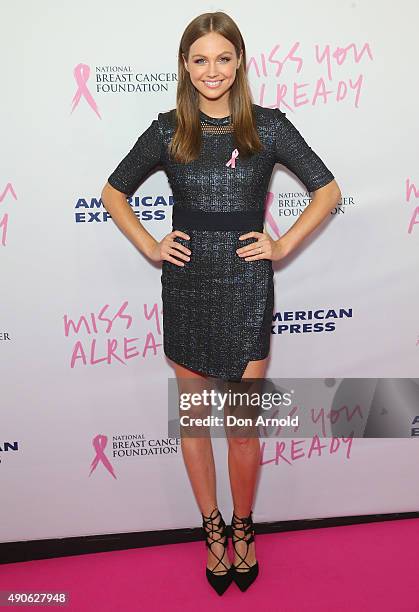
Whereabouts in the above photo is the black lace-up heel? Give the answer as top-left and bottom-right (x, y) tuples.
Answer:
(201, 507), (233, 596)
(230, 510), (259, 591)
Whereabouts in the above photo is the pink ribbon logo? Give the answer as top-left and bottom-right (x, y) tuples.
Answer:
(89, 434), (117, 479)
(265, 191), (281, 238)
(226, 148), (239, 168)
(71, 63), (102, 119)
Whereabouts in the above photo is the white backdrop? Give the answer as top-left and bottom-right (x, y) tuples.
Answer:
(1, 1), (419, 543)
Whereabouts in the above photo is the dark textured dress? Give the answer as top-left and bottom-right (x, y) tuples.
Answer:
(107, 104), (335, 382)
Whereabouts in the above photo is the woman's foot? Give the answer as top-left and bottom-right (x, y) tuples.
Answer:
(230, 510), (259, 591)
(202, 507), (233, 595)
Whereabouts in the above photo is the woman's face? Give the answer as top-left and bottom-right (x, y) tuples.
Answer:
(183, 32), (242, 105)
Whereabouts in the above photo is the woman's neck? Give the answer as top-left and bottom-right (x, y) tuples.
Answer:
(198, 96), (231, 118)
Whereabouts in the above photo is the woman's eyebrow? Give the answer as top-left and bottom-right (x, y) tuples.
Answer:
(191, 51), (233, 58)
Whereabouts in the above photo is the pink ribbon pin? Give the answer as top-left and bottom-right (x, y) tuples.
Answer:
(226, 148), (239, 168)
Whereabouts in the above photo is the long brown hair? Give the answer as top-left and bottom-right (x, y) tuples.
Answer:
(168, 11), (263, 163)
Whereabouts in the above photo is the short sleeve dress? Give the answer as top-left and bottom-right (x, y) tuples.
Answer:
(107, 104), (335, 382)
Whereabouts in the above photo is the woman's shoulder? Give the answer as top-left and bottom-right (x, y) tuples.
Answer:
(156, 108), (176, 129)
(252, 103), (286, 125)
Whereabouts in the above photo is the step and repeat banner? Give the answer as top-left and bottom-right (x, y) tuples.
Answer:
(1, 1), (419, 542)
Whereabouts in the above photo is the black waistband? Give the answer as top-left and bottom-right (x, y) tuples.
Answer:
(172, 207), (264, 231)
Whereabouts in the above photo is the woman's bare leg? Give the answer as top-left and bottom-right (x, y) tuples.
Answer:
(226, 356), (268, 569)
(170, 358), (230, 572)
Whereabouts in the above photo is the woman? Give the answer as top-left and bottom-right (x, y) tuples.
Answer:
(102, 11), (341, 596)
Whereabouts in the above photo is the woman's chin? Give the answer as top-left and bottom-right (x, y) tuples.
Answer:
(197, 86), (230, 100)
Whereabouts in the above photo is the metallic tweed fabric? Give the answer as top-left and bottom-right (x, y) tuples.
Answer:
(107, 104), (335, 381)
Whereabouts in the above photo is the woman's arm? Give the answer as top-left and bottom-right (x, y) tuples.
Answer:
(272, 108), (342, 257)
(101, 116), (165, 258)
(277, 179), (341, 257)
(102, 114), (192, 267)
(101, 182), (191, 266)
(101, 182), (158, 258)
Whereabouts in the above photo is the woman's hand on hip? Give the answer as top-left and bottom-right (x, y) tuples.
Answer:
(148, 230), (191, 267)
(236, 230), (289, 262)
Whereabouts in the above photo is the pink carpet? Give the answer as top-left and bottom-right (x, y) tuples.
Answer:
(1, 518), (418, 611)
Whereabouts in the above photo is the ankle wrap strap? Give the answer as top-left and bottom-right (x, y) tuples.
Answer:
(201, 508), (230, 574)
(202, 508), (226, 538)
(231, 511), (256, 569)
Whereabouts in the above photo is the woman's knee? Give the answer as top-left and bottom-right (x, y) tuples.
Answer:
(227, 435), (258, 447)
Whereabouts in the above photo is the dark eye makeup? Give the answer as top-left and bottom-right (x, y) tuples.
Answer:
(194, 56), (231, 64)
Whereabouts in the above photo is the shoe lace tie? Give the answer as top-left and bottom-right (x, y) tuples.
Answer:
(202, 508), (230, 575)
(231, 511), (256, 572)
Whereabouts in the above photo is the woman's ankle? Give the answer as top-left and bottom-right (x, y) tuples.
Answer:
(202, 505), (220, 518)
(232, 508), (252, 519)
